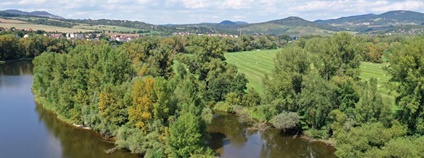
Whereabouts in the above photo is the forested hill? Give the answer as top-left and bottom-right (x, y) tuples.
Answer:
(316, 10), (424, 34)
(0, 9), (64, 19)
(265, 16), (343, 31)
(1, 9), (424, 35)
(317, 10), (424, 25)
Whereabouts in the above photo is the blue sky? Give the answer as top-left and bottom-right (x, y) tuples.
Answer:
(1, 0), (424, 24)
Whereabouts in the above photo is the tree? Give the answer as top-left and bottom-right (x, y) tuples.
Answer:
(98, 83), (129, 134)
(386, 36), (424, 134)
(168, 112), (204, 158)
(334, 121), (407, 158)
(128, 77), (155, 131)
(241, 88), (261, 107)
(0, 34), (22, 60)
(298, 68), (338, 129)
(270, 111), (300, 131)
(263, 45), (310, 112)
(305, 33), (361, 80)
(354, 78), (392, 125)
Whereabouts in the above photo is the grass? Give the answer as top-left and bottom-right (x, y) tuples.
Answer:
(225, 49), (396, 106)
(73, 24), (140, 32)
(241, 23), (334, 36)
(359, 62), (398, 110)
(0, 18), (93, 32)
(0, 18), (28, 24)
(0, 23), (93, 33)
(225, 49), (278, 94)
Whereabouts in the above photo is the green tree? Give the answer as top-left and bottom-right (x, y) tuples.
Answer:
(168, 112), (204, 158)
(386, 36), (424, 134)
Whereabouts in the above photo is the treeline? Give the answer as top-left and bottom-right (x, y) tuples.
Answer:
(0, 34), (74, 61)
(0, 33), (291, 61)
(32, 35), (260, 157)
(23, 18), (75, 28)
(66, 19), (153, 30)
(227, 33), (424, 157)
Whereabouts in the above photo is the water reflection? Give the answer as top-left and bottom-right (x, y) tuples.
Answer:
(0, 61), (138, 158)
(35, 104), (139, 158)
(208, 113), (336, 158)
(0, 61), (33, 76)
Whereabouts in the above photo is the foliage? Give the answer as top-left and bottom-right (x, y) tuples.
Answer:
(0, 33), (74, 61)
(30, 32), (424, 157)
(386, 36), (424, 134)
(168, 112), (205, 158)
(334, 121), (407, 158)
(270, 111), (300, 130)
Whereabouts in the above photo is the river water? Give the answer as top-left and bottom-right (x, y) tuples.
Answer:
(0, 61), (335, 158)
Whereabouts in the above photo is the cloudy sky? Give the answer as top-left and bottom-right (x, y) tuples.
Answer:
(1, 0), (424, 24)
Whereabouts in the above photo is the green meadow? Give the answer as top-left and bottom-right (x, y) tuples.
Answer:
(72, 24), (139, 32)
(225, 49), (396, 104)
(225, 49), (277, 94)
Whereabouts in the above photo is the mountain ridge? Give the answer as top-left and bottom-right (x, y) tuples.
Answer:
(1, 9), (424, 35)
(0, 9), (64, 19)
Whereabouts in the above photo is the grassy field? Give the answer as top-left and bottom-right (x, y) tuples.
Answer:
(225, 49), (278, 94)
(0, 18), (93, 33)
(359, 62), (397, 108)
(0, 23), (93, 32)
(73, 24), (139, 32)
(0, 18), (28, 24)
(225, 49), (396, 104)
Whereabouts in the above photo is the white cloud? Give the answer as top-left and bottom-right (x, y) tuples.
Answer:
(1, 0), (424, 24)
(19, 0), (47, 5)
(372, 0), (424, 12)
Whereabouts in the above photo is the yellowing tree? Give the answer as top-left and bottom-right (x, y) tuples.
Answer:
(129, 77), (156, 131)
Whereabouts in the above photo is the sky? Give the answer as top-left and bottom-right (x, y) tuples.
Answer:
(1, 0), (424, 24)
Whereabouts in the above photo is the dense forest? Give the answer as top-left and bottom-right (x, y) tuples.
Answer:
(0, 33), (73, 61)
(0, 30), (290, 61)
(26, 32), (424, 157)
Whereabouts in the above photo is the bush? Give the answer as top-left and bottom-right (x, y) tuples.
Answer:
(212, 101), (232, 112)
(270, 111), (300, 130)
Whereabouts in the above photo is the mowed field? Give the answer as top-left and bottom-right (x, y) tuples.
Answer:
(73, 24), (139, 32)
(225, 49), (277, 94)
(225, 49), (395, 103)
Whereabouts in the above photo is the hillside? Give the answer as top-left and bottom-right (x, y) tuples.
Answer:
(0, 9), (64, 19)
(316, 10), (424, 34)
(1, 9), (424, 35)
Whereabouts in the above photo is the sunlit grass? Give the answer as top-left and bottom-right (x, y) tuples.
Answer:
(225, 50), (397, 109)
(225, 49), (278, 94)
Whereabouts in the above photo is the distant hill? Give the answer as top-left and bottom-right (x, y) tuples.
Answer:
(315, 13), (376, 24)
(265, 16), (342, 31)
(316, 10), (424, 33)
(0, 9), (64, 19)
(317, 10), (424, 25)
(1, 9), (424, 35)
(219, 20), (237, 25)
(237, 16), (342, 36)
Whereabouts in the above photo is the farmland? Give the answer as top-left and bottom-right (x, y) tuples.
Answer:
(72, 24), (140, 32)
(225, 49), (277, 94)
(0, 18), (93, 32)
(225, 49), (395, 102)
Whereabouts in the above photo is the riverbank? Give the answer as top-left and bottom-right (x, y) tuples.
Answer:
(300, 134), (336, 147)
(216, 109), (336, 150)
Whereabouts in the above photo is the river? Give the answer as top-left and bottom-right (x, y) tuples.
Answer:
(0, 61), (335, 158)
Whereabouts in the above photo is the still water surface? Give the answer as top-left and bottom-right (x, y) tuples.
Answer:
(0, 61), (335, 158)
